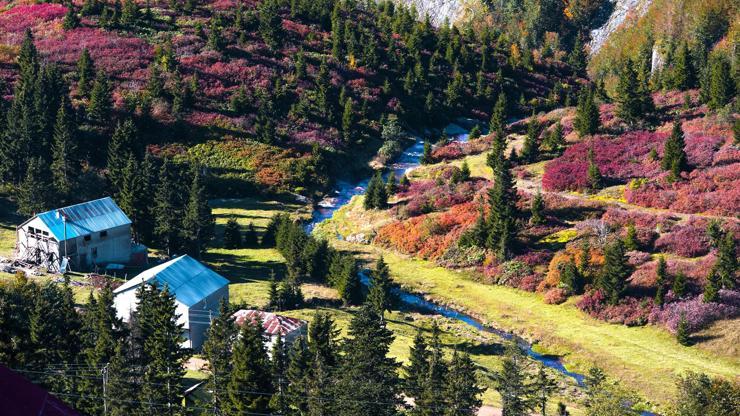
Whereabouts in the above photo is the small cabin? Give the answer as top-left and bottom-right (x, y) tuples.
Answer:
(16, 197), (134, 272)
(232, 309), (307, 353)
(113, 255), (230, 350)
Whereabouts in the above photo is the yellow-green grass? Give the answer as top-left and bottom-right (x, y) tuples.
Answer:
(330, 240), (740, 409)
(0, 197), (23, 257)
(313, 195), (394, 241)
(0, 271), (101, 304)
(538, 229), (578, 245)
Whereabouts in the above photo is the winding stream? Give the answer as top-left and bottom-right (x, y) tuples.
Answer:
(307, 121), (588, 386)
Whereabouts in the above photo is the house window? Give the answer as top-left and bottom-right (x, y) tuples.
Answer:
(100, 231), (108, 238)
(84, 235), (91, 241)
(28, 227), (36, 235)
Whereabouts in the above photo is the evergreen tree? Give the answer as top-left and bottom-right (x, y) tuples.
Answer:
(672, 272), (687, 298)
(521, 112), (540, 162)
(76, 48), (95, 97)
(706, 54), (733, 110)
(444, 350), (483, 416)
(137, 153), (157, 245)
(703, 269), (720, 303)
(63, 6), (80, 30)
(270, 334), (290, 415)
(567, 36), (586, 73)
(492, 341), (534, 416)
(107, 119), (138, 192)
(259, 0), (284, 50)
(386, 171), (397, 195)
(223, 217), (242, 249)
(364, 171), (388, 210)
(560, 260), (584, 295)
(715, 231), (737, 289)
(88, 70), (112, 123)
(676, 313), (690, 346)
(460, 160), (471, 181)
(486, 134), (518, 259)
(615, 60), (644, 126)
(335, 305), (402, 416)
(405, 327), (429, 398)
(286, 336), (311, 414)
(50, 98), (78, 202)
(120, 0), (138, 26)
(574, 87), (599, 137)
(107, 342), (136, 416)
(341, 98), (354, 142)
(153, 159), (180, 254)
(203, 300), (237, 415)
(542, 122), (565, 153)
(181, 165), (214, 258)
(243, 222), (258, 248)
(421, 140), (433, 164)
(17, 157), (53, 216)
(532, 365), (557, 416)
(367, 256), (396, 319)
(530, 191), (545, 225)
(489, 93), (507, 134)
(118, 154), (148, 242)
(624, 223), (639, 251)
(145, 63), (164, 99)
(599, 239), (630, 305)
(655, 256), (667, 306)
(672, 42), (695, 90)
(586, 148), (602, 192)
(225, 320), (273, 415)
(662, 118), (688, 181)
(414, 323), (447, 416)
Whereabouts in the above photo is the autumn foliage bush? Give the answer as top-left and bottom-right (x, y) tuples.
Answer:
(648, 290), (740, 333)
(577, 290), (653, 326)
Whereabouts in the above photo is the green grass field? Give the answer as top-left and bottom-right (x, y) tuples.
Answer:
(329, 240), (740, 408)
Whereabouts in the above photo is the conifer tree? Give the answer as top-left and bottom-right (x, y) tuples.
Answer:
(672, 42), (695, 90)
(50, 98), (78, 202)
(202, 301), (237, 413)
(715, 231), (737, 289)
(521, 112), (540, 163)
(286, 336), (311, 414)
(63, 6), (80, 30)
(486, 134), (518, 259)
(662, 118), (688, 181)
(616, 60), (643, 126)
(88, 70), (112, 123)
(76, 48), (95, 97)
(560, 260), (584, 295)
(107, 119), (138, 192)
(414, 323), (447, 416)
(530, 191), (545, 225)
(405, 327), (429, 398)
(567, 36), (586, 73)
(624, 223), (639, 251)
(270, 335), (290, 414)
(574, 87), (599, 137)
(182, 165), (214, 258)
(655, 256), (667, 306)
(386, 171), (398, 194)
(421, 140), (433, 165)
(223, 217), (242, 249)
(706, 54), (733, 110)
(259, 0), (284, 50)
(17, 157), (53, 216)
(225, 320), (273, 415)
(673, 272), (687, 298)
(676, 313), (690, 346)
(118, 154), (147, 241)
(599, 239), (630, 305)
(367, 256), (396, 319)
(444, 350), (483, 416)
(120, 0), (138, 26)
(341, 98), (354, 142)
(703, 269), (720, 303)
(587, 148), (602, 192)
(542, 122), (565, 153)
(153, 159), (180, 254)
(532, 364), (557, 416)
(335, 305), (401, 416)
(107, 342), (136, 416)
(492, 341), (534, 416)
(489, 93), (507, 134)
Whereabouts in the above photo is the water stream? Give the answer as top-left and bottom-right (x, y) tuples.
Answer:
(306, 121), (588, 386)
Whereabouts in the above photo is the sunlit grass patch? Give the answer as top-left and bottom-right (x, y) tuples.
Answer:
(538, 229), (578, 245)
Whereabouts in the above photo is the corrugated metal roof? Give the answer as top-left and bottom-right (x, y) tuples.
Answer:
(232, 309), (306, 336)
(114, 255), (229, 307)
(35, 197), (131, 241)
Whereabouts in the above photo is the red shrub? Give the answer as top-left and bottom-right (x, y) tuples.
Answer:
(544, 288), (568, 304)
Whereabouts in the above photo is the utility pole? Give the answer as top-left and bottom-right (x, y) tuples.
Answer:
(101, 363), (109, 416)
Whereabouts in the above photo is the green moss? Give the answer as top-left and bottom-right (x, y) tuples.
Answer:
(539, 229), (578, 244)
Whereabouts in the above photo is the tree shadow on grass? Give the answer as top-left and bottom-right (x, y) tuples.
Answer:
(203, 250), (286, 284)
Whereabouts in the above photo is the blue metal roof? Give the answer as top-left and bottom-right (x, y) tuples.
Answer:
(115, 255), (229, 307)
(35, 197), (131, 241)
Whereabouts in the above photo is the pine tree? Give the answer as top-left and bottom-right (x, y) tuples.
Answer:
(386, 171), (397, 194)
(532, 365), (557, 416)
(63, 6), (81, 30)
(259, 0), (284, 50)
(145, 63), (164, 99)
(489, 93), (507, 134)
(492, 341), (534, 416)
(444, 350), (483, 416)
(50, 98), (78, 203)
(672, 42), (695, 90)
(181, 165), (214, 258)
(223, 217), (242, 249)
(460, 160), (471, 181)
(421, 140), (433, 164)
(203, 300), (237, 414)
(76, 48), (95, 97)
(587, 148), (602, 192)
(137, 153), (157, 245)
(615, 60), (643, 126)
(153, 159), (180, 254)
(414, 323), (447, 416)
(672, 272), (687, 298)
(662, 118), (688, 181)
(715, 231), (737, 289)
(107, 342), (136, 416)
(120, 0), (138, 26)
(703, 269), (719, 303)
(405, 327), (429, 398)
(542, 122), (565, 153)
(367, 256), (396, 319)
(88, 70), (112, 123)
(17, 157), (53, 216)
(486, 135), (518, 259)
(574, 87), (599, 137)
(530, 191), (545, 225)
(270, 334), (290, 415)
(624, 223), (639, 251)
(567, 36), (586, 73)
(286, 336), (311, 414)
(118, 154), (147, 241)
(225, 320), (273, 415)
(676, 313), (690, 346)
(521, 112), (540, 163)
(655, 256), (667, 306)
(706, 54), (733, 110)
(341, 98), (354, 142)
(107, 119), (138, 192)
(560, 260), (584, 295)
(335, 305), (401, 416)
(599, 239), (630, 305)
(138, 286), (190, 415)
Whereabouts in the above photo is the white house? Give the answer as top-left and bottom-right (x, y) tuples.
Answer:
(113, 255), (230, 350)
(16, 197), (134, 272)
(232, 309), (307, 353)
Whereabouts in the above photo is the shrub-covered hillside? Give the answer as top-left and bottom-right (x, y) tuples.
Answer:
(0, 0), (580, 201)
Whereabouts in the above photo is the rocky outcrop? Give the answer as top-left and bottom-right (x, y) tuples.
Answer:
(395, 0), (485, 26)
(589, 0), (653, 55)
